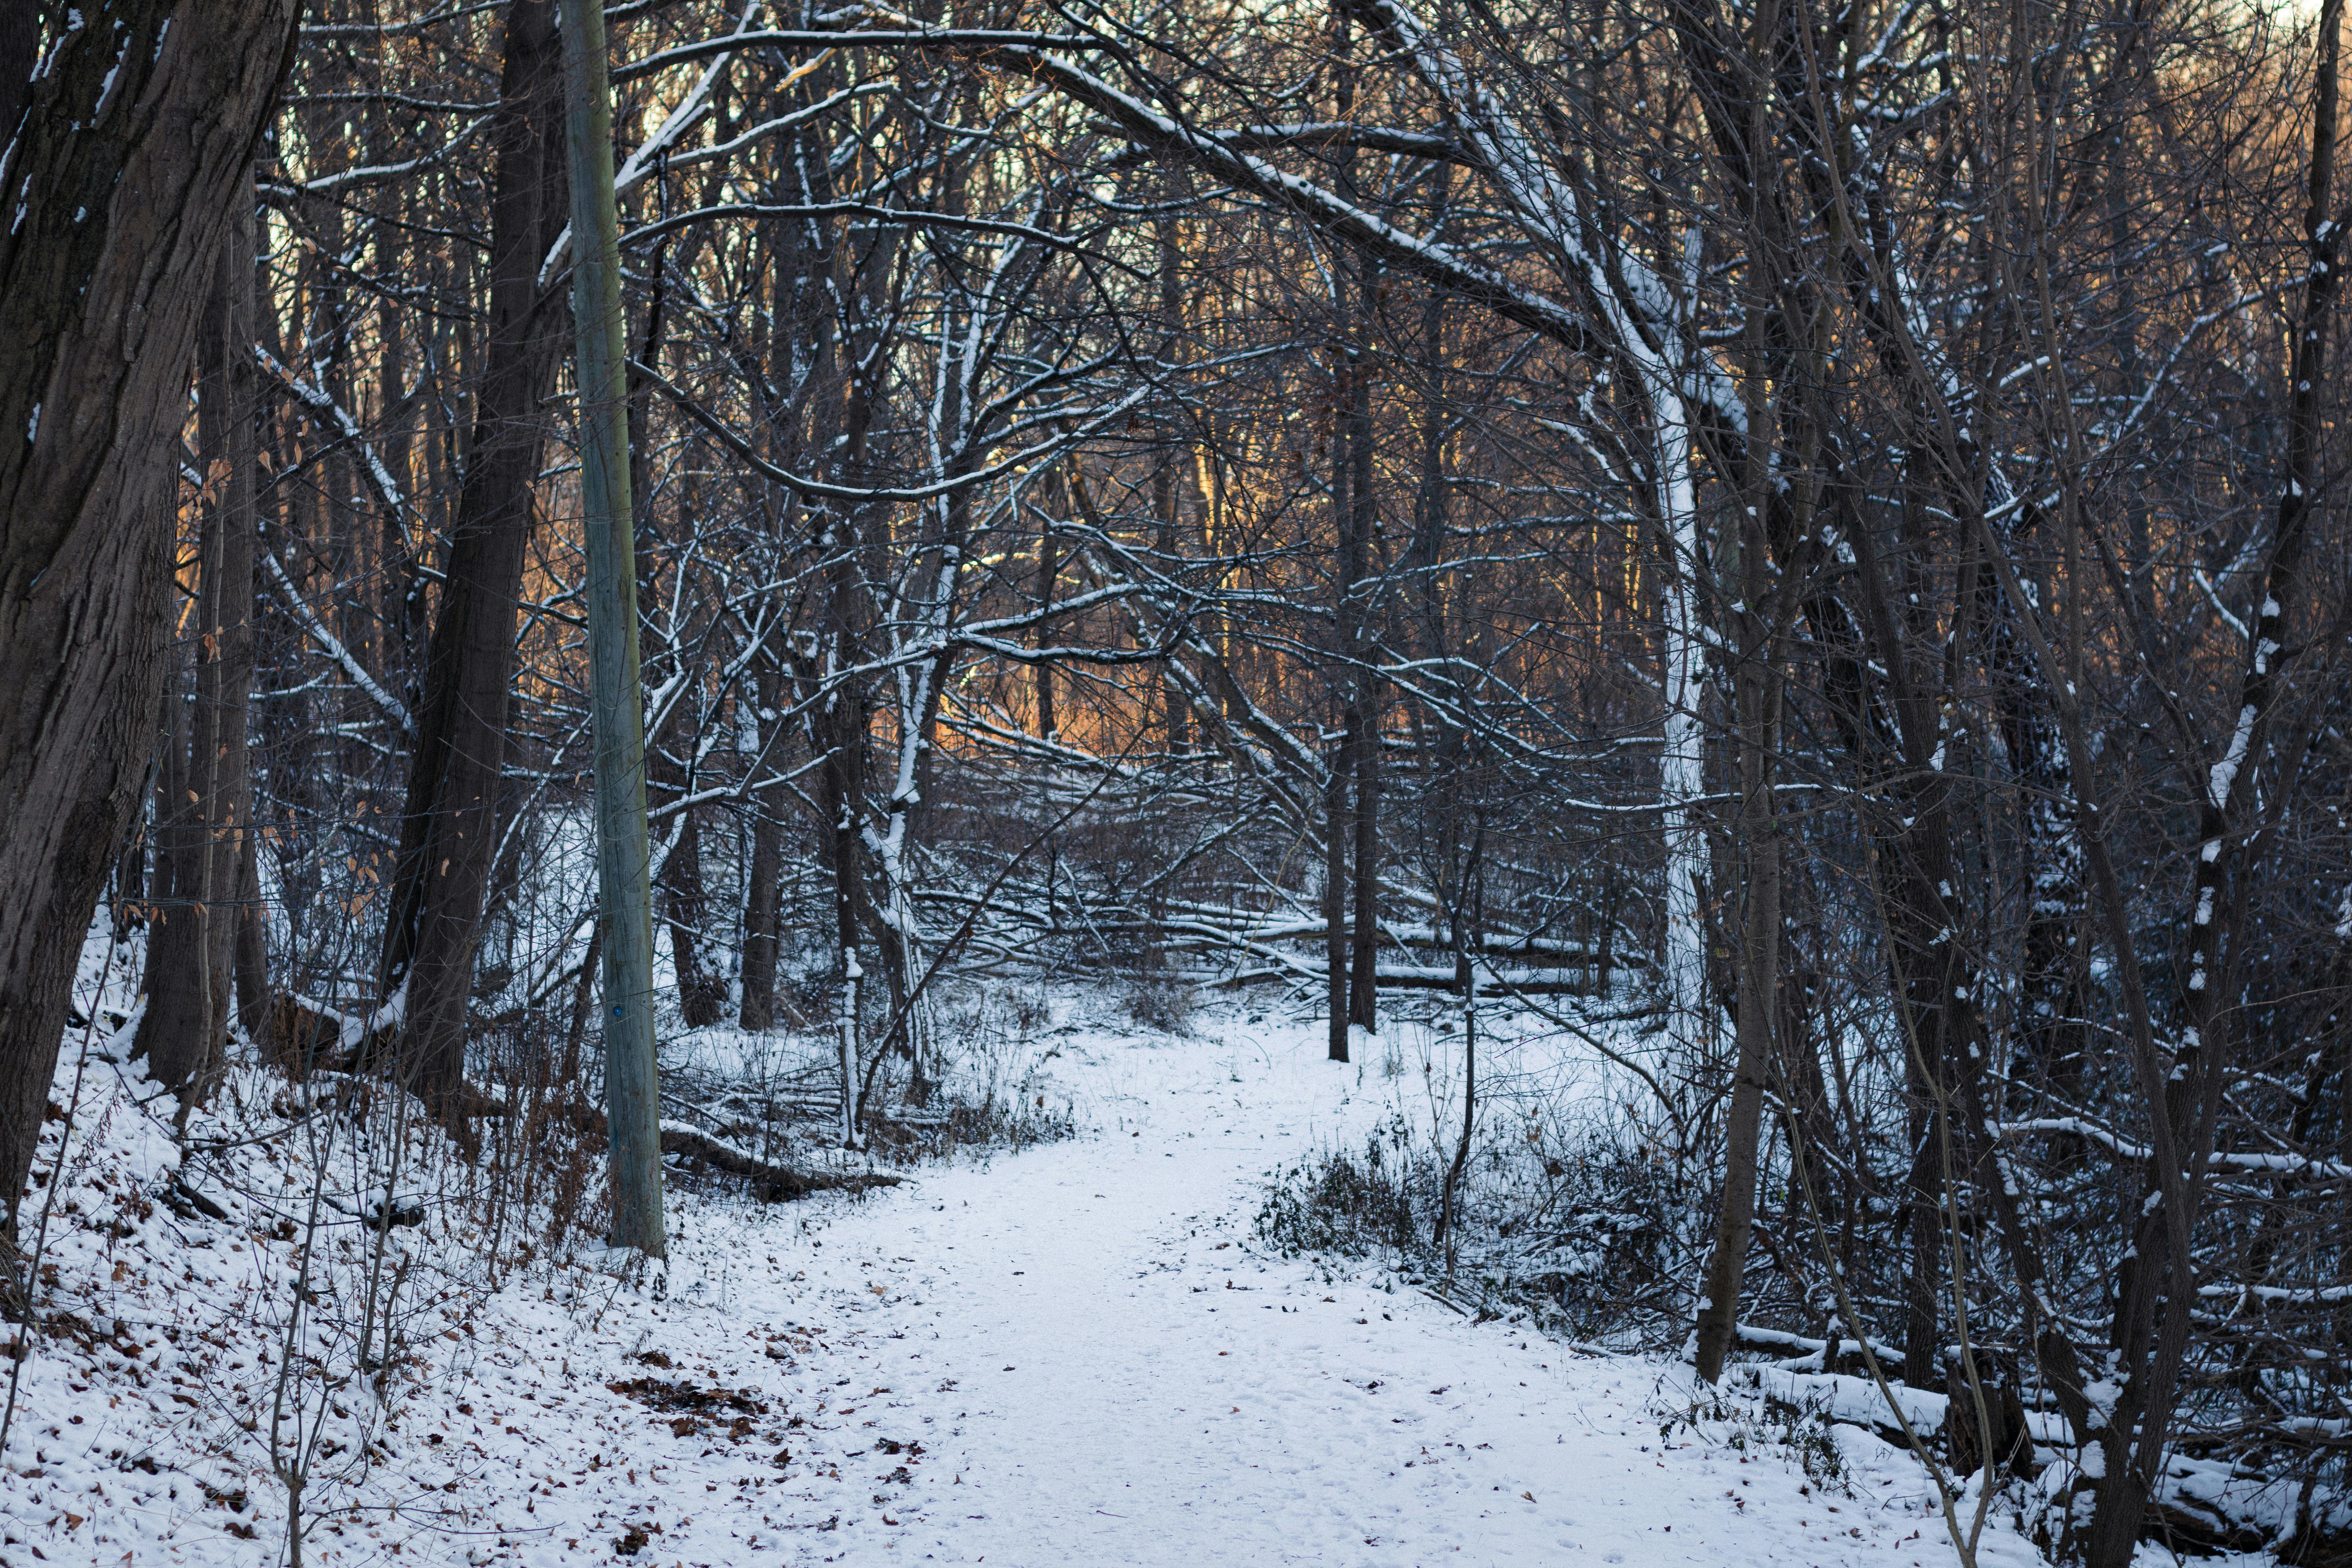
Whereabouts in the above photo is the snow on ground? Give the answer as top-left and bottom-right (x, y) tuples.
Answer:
(5, 969), (2071, 1566)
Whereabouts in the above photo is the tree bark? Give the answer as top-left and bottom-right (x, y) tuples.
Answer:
(1693, 645), (1783, 1383)
(821, 669), (868, 1141)
(1323, 720), (1351, 1063)
(1349, 694), (1381, 1029)
(1034, 483), (1058, 742)
(733, 131), (826, 1033)
(2079, 8), (2345, 1556)
(1343, 235), (1379, 1033)
(0, 1), (40, 155)
(814, 278), (884, 1143)
(659, 791), (726, 1027)
(0, 0), (299, 1238)
(1152, 198), (1188, 755)
(376, 0), (569, 1109)
(738, 650), (789, 1030)
(1323, 0), (1359, 1065)
(235, 826), (271, 1036)
(138, 175), (262, 1096)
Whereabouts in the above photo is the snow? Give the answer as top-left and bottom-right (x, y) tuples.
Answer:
(2206, 701), (2258, 808)
(1748, 1369), (1950, 1437)
(0, 936), (2139, 1564)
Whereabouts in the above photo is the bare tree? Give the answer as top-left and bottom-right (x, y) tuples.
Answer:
(0, 0), (300, 1235)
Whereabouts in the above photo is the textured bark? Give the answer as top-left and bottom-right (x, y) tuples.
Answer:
(111, 731), (158, 937)
(0, 0), (299, 1237)
(137, 179), (262, 1095)
(152, 657), (189, 919)
(809, 206), (891, 1142)
(376, 0), (569, 1108)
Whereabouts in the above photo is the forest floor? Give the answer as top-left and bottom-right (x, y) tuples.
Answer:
(0, 967), (2183, 1566)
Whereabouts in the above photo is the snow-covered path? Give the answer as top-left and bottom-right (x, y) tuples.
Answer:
(11, 1003), (2043, 1566)
(635, 1020), (2018, 1568)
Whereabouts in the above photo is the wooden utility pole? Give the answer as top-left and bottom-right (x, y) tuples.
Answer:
(559, 0), (664, 1258)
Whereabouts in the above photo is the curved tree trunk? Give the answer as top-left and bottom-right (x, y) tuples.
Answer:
(0, 0), (300, 1240)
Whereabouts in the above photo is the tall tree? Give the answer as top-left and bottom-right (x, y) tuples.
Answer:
(0, 0), (300, 1237)
(375, 0), (569, 1110)
(138, 178), (266, 1095)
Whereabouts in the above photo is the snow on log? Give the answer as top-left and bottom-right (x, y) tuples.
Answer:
(656, 1120), (903, 1201)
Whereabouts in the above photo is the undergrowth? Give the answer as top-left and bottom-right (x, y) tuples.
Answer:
(1668, 1390), (1854, 1495)
(1254, 1109), (1699, 1349)
(653, 975), (1082, 1196)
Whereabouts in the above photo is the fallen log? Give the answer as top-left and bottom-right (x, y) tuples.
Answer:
(1371, 962), (1610, 996)
(653, 1121), (903, 1203)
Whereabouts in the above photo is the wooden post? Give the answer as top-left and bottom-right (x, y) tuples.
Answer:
(559, 0), (664, 1258)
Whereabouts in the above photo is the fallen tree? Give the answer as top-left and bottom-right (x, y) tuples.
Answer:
(654, 1121), (904, 1203)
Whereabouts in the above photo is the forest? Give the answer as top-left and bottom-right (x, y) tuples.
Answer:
(2, 0), (2350, 1561)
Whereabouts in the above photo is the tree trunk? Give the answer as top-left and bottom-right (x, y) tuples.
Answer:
(822, 679), (867, 1143)
(138, 175), (262, 1096)
(1343, 236), (1379, 1034)
(112, 739), (159, 938)
(1693, 648), (1783, 1383)
(561, 0), (665, 1257)
(628, 237), (720, 1031)
(0, 0), (300, 1238)
(1322, 359), (1363, 1056)
(1323, 0), (1359, 1066)
(1349, 699), (1380, 1030)
(2081, 8), (2345, 1556)
(1435, 814), (1482, 1266)
(1898, 1000), (1949, 1388)
(660, 795), (726, 1027)
(376, 0), (568, 1109)
(235, 827), (271, 1036)
(1153, 199), (1188, 755)
(1035, 484), (1058, 742)
(809, 204), (889, 1144)
(1324, 717), (1351, 1063)
(152, 648), (191, 946)
(738, 652), (788, 1030)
